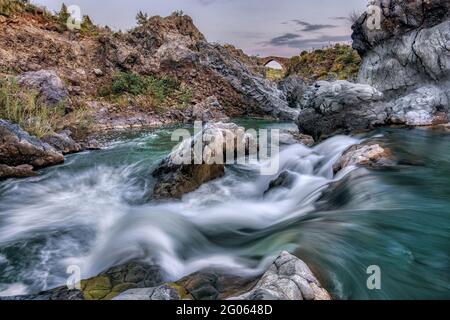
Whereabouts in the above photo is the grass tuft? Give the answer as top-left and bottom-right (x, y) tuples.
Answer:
(0, 78), (65, 138)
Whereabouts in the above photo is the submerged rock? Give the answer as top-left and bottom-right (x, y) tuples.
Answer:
(264, 171), (297, 197)
(152, 122), (255, 199)
(229, 252), (331, 300)
(0, 120), (64, 169)
(333, 143), (395, 173)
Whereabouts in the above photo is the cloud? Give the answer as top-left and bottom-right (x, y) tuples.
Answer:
(331, 16), (348, 20)
(285, 19), (337, 32)
(265, 34), (351, 49)
(268, 33), (302, 46)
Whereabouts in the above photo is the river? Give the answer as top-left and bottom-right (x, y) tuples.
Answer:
(0, 120), (449, 299)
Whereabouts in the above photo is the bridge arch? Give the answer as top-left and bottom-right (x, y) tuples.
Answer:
(259, 56), (290, 70)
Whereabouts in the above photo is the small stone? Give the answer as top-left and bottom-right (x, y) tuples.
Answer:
(93, 68), (104, 77)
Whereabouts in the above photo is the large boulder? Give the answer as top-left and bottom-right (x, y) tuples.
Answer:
(17, 70), (69, 106)
(297, 80), (385, 139)
(117, 252), (331, 301)
(229, 252), (331, 300)
(152, 122), (255, 199)
(0, 120), (64, 169)
(357, 20), (450, 96)
(386, 86), (449, 126)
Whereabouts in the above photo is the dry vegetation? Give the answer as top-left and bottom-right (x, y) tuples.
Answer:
(286, 44), (361, 83)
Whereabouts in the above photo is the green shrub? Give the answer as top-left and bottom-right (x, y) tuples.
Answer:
(111, 72), (149, 96)
(80, 15), (98, 36)
(0, 79), (65, 138)
(286, 44), (361, 82)
(102, 72), (192, 110)
(0, 0), (52, 18)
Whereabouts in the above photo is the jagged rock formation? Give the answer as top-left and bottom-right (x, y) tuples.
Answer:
(296, 0), (450, 138)
(0, 119), (64, 177)
(42, 130), (82, 155)
(229, 252), (330, 300)
(297, 80), (385, 139)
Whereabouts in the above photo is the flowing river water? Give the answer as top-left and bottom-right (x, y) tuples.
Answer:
(0, 120), (449, 299)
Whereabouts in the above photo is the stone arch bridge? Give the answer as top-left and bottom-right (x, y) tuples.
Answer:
(259, 56), (291, 69)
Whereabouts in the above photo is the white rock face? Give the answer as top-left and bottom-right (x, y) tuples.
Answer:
(387, 86), (449, 126)
(229, 251), (331, 300)
(358, 20), (450, 94)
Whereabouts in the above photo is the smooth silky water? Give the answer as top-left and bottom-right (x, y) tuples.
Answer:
(0, 120), (449, 299)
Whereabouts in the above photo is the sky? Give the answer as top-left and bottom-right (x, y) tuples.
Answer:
(33, 0), (368, 57)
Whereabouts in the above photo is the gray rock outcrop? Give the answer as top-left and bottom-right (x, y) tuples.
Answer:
(229, 251), (331, 300)
(197, 43), (298, 120)
(296, 0), (450, 138)
(17, 70), (69, 106)
(297, 80), (385, 139)
(42, 130), (82, 155)
(0, 120), (64, 171)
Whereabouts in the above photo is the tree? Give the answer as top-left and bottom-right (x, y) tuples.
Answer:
(171, 10), (184, 17)
(58, 3), (70, 25)
(136, 10), (149, 26)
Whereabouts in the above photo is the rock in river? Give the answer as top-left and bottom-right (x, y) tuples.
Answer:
(0, 120), (64, 170)
(152, 122), (255, 199)
(229, 251), (331, 300)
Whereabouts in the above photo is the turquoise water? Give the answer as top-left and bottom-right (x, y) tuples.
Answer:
(0, 122), (449, 299)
